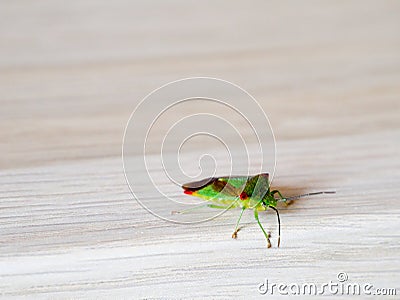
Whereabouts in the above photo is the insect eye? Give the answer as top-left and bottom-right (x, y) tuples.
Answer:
(240, 192), (248, 200)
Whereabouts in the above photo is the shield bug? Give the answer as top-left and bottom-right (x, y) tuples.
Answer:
(178, 173), (334, 248)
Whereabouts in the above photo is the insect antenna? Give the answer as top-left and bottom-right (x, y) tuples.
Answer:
(284, 191), (335, 201)
(268, 206), (280, 247)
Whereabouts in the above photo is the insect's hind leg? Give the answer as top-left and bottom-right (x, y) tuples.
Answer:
(207, 204), (233, 209)
(254, 209), (271, 248)
(171, 203), (231, 215)
(232, 207), (245, 239)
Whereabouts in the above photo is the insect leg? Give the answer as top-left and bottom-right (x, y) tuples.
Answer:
(271, 190), (286, 201)
(232, 207), (245, 239)
(171, 203), (230, 215)
(268, 206), (281, 247)
(171, 204), (209, 215)
(254, 209), (271, 248)
(271, 189), (292, 206)
(207, 204), (233, 209)
(172, 202), (236, 214)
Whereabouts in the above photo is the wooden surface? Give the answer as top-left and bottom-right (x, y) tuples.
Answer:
(1, 1), (399, 298)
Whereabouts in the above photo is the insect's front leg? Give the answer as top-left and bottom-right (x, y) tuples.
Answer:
(271, 190), (292, 206)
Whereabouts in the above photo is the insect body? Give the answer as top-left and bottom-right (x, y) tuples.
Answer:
(181, 173), (334, 248)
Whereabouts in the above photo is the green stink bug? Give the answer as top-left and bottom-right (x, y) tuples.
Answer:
(179, 173), (335, 248)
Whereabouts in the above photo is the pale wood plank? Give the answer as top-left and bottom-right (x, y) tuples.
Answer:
(0, 1), (399, 298)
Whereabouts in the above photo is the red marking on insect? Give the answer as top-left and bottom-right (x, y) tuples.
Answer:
(184, 190), (193, 195)
(240, 192), (248, 200)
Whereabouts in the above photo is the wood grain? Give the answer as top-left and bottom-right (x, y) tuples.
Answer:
(1, 1), (399, 298)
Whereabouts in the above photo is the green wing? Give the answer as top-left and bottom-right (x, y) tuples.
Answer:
(208, 173), (269, 196)
(218, 176), (250, 189)
(243, 173), (270, 198)
(181, 173), (270, 206)
(182, 176), (244, 206)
